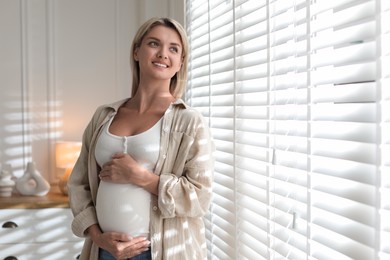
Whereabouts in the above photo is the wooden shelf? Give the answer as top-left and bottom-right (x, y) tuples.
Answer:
(0, 187), (69, 209)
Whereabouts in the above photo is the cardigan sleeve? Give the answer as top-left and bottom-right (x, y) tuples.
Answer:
(67, 107), (105, 238)
(158, 109), (215, 218)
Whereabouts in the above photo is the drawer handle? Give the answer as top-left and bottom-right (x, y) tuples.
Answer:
(4, 256), (18, 260)
(2, 221), (18, 228)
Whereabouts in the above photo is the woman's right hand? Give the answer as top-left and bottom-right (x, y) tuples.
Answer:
(87, 224), (150, 259)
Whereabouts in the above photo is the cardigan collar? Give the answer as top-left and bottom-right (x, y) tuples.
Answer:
(104, 97), (188, 112)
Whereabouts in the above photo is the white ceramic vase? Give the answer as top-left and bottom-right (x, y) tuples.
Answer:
(16, 162), (50, 196)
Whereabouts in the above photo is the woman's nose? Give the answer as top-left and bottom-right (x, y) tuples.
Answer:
(157, 48), (168, 59)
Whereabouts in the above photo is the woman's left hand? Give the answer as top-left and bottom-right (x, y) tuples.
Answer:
(99, 153), (159, 195)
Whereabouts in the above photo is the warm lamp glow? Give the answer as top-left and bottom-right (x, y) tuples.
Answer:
(55, 141), (82, 169)
(55, 141), (82, 195)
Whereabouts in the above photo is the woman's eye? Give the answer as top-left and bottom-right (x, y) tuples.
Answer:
(149, 41), (158, 47)
(170, 47), (179, 53)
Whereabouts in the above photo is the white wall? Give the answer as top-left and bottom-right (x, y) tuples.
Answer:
(0, 0), (184, 182)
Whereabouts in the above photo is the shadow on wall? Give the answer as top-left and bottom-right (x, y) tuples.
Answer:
(0, 92), (63, 181)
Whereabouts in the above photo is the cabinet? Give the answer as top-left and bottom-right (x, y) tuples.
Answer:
(0, 191), (83, 260)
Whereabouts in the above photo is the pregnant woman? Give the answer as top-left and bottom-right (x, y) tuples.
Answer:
(67, 17), (214, 260)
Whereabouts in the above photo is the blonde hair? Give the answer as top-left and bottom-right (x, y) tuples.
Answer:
(130, 17), (188, 99)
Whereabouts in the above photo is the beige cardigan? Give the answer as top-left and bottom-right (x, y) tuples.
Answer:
(67, 99), (214, 260)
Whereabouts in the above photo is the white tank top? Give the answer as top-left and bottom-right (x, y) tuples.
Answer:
(95, 115), (162, 237)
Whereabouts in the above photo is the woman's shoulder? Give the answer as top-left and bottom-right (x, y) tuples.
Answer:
(96, 98), (128, 112)
(88, 98), (128, 126)
(172, 99), (204, 119)
(92, 98), (127, 116)
(170, 100), (209, 133)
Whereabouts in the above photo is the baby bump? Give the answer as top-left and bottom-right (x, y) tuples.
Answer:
(96, 181), (151, 236)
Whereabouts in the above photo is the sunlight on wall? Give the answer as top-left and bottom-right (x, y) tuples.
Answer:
(0, 97), (63, 180)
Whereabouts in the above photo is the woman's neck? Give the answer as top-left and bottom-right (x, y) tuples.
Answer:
(127, 88), (174, 114)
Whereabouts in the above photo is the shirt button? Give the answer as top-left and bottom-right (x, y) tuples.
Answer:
(162, 154), (167, 159)
(153, 206), (158, 211)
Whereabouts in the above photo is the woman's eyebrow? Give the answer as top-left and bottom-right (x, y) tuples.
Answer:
(146, 36), (182, 47)
(145, 36), (160, 42)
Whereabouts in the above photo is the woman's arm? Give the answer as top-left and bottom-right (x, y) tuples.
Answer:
(158, 110), (215, 218)
(68, 105), (109, 237)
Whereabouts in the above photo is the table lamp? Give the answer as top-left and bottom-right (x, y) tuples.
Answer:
(55, 141), (82, 195)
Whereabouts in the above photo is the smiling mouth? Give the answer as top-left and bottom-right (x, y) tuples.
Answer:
(153, 62), (168, 68)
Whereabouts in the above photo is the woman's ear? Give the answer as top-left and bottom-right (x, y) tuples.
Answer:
(133, 46), (139, 61)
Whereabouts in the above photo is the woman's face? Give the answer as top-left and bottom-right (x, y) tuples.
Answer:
(134, 25), (183, 82)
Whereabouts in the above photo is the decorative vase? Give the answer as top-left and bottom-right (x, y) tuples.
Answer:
(16, 162), (50, 196)
(0, 169), (15, 197)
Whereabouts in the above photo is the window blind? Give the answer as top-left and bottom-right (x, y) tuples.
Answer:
(380, 0), (390, 259)
(309, 0), (377, 259)
(268, 0), (309, 259)
(185, 0), (389, 259)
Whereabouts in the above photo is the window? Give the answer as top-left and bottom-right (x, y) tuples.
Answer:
(185, 0), (390, 259)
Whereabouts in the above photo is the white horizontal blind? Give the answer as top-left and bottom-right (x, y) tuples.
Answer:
(234, 1), (270, 259)
(185, 0), (214, 256)
(187, 0), (272, 259)
(380, 0), (390, 259)
(206, 1), (236, 259)
(185, 0), (389, 259)
(268, 0), (309, 259)
(309, 0), (377, 259)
